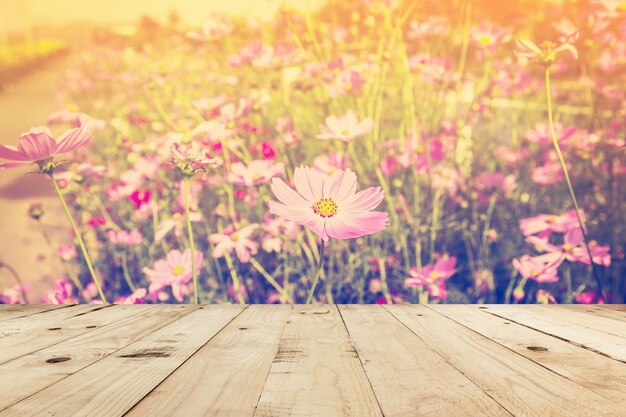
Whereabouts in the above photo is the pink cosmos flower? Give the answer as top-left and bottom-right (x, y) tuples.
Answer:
(312, 152), (347, 175)
(48, 110), (106, 132)
(107, 229), (143, 246)
(404, 257), (457, 300)
(519, 210), (583, 238)
(142, 249), (203, 302)
(45, 279), (78, 304)
(0, 126), (91, 170)
(512, 254), (561, 283)
(526, 227), (611, 267)
(316, 111), (373, 142)
(57, 244), (77, 261)
(228, 159), (284, 187)
(209, 224), (259, 263)
(268, 166), (388, 242)
(0, 283), (30, 304)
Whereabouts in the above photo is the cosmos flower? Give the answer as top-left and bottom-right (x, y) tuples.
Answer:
(170, 142), (222, 177)
(512, 254), (562, 283)
(0, 126), (91, 172)
(142, 249), (203, 302)
(228, 159), (284, 187)
(515, 31), (579, 65)
(268, 166), (388, 241)
(404, 257), (457, 300)
(209, 224), (259, 263)
(316, 111), (373, 142)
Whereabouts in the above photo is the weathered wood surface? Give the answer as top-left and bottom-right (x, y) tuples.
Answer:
(0, 304), (625, 417)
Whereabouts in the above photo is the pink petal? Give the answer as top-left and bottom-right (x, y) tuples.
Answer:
(268, 201), (315, 223)
(341, 186), (384, 211)
(327, 211), (388, 239)
(294, 165), (324, 201)
(55, 127), (91, 154)
(17, 128), (57, 160)
(323, 168), (356, 201)
(302, 216), (329, 241)
(271, 177), (311, 207)
(0, 144), (29, 161)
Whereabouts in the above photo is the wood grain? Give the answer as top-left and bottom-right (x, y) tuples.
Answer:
(387, 305), (626, 417)
(126, 305), (289, 417)
(339, 305), (511, 417)
(431, 304), (626, 408)
(480, 304), (626, 362)
(0, 305), (244, 417)
(0, 304), (66, 322)
(255, 305), (382, 417)
(0, 304), (197, 411)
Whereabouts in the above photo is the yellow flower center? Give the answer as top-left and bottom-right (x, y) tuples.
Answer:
(172, 265), (186, 276)
(429, 271), (439, 279)
(341, 129), (350, 136)
(312, 198), (338, 218)
(530, 269), (539, 276)
(252, 172), (263, 181)
(562, 243), (574, 253)
(478, 35), (492, 46)
(230, 232), (239, 241)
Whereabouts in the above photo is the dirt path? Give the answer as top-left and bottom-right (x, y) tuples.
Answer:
(0, 55), (74, 302)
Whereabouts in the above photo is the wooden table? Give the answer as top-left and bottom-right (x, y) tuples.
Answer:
(0, 304), (624, 416)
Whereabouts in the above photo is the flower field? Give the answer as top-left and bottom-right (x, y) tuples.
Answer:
(0, 0), (624, 304)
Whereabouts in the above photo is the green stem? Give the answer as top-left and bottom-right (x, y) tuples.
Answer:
(545, 67), (605, 302)
(306, 239), (325, 304)
(249, 258), (293, 303)
(120, 251), (137, 292)
(50, 173), (107, 303)
(183, 177), (199, 304)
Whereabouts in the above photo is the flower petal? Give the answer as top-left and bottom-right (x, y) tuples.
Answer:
(271, 177), (311, 206)
(268, 201), (315, 223)
(294, 165), (324, 201)
(323, 168), (356, 201)
(0, 144), (29, 161)
(327, 211), (388, 239)
(55, 127), (91, 155)
(17, 127), (57, 160)
(341, 186), (384, 212)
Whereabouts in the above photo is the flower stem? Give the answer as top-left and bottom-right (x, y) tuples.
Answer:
(544, 67), (605, 302)
(0, 260), (29, 303)
(249, 258), (293, 303)
(50, 173), (107, 303)
(183, 177), (199, 304)
(306, 239), (325, 304)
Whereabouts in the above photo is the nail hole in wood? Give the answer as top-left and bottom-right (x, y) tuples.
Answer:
(86, 325), (97, 329)
(527, 346), (548, 352)
(478, 306), (488, 309)
(48, 327), (61, 331)
(46, 357), (71, 363)
(416, 314), (423, 317)
(239, 327), (248, 330)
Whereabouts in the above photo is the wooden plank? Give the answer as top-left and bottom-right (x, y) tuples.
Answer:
(127, 305), (289, 417)
(431, 304), (626, 408)
(523, 305), (626, 339)
(254, 305), (382, 417)
(0, 304), (67, 322)
(0, 304), (197, 411)
(1, 305), (245, 417)
(480, 304), (626, 362)
(0, 304), (114, 364)
(387, 305), (626, 417)
(339, 305), (511, 417)
(598, 304), (626, 312)
(557, 304), (626, 322)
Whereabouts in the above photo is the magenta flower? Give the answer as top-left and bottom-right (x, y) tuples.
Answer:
(45, 279), (78, 304)
(209, 224), (259, 263)
(228, 159), (284, 187)
(142, 249), (203, 302)
(404, 257), (457, 300)
(316, 111), (373, 142)
(512, 254), (561, 283)
(269, 166), (388, 242)
(0, 126), (91, 171)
